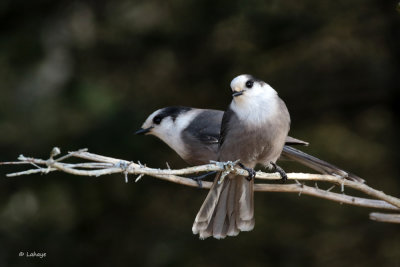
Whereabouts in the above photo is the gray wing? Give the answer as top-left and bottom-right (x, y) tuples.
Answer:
(182, 109), (223, 145)
(181, 109), (223, 165)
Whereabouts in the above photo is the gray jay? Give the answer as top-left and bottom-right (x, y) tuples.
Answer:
(191, 74), (291, 238)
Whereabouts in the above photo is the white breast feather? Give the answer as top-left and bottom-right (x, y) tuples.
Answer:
(230, 83), (279, 126)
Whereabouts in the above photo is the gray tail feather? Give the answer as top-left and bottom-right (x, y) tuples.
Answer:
(285, 136), (309, 146)
(282, 146), (365, 183)
(192, 173), (254, 239)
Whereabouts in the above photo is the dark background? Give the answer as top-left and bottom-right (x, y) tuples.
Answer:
(0, 0), (399, 266)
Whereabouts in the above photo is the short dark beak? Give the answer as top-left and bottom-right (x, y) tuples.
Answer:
(135, 126), (153, 135)
(232, 91), (243, 97)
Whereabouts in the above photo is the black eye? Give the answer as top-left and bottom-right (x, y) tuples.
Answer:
(245, 80), (254, 88)
(153, 116), (162, 124)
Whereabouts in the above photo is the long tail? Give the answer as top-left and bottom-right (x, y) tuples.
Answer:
(192, 173), (254, 239)
(281, 146), (365, 183)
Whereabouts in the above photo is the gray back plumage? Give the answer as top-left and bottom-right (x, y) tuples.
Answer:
(181, 110), (223, 165)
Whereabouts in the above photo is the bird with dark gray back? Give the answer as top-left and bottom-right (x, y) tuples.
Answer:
(136, 74), (364, 239)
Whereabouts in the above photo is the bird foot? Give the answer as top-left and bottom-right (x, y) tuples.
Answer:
(270, 162), (287, 183)
(238, 163), (256, 181)
(190, 171), (217, 188)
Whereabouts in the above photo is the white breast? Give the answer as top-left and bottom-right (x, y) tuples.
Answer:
(230, 83), (279, 126)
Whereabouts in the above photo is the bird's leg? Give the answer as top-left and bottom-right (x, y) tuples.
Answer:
(238, 163), (256, 181)
(190, 171), (217, 188)
(270, 162), (287, 183)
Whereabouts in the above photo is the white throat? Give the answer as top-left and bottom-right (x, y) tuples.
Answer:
(230, 84), (279, 126)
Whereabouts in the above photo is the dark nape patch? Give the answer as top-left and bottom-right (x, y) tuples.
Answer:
(158, 106), (192, 122)
(246, 74), (265, 86)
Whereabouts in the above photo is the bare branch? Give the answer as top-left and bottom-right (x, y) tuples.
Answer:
(1, 148), (400, 222)
(370, 212), (400, 223)
(254, 184), (399, 211)
(149, 177), (398, 211)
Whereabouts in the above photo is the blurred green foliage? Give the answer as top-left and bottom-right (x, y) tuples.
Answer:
(0, 0), (399, 266)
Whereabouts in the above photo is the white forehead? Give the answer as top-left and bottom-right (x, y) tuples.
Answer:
(230, 74), (251, 89)
(141, 109), (161, 128)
